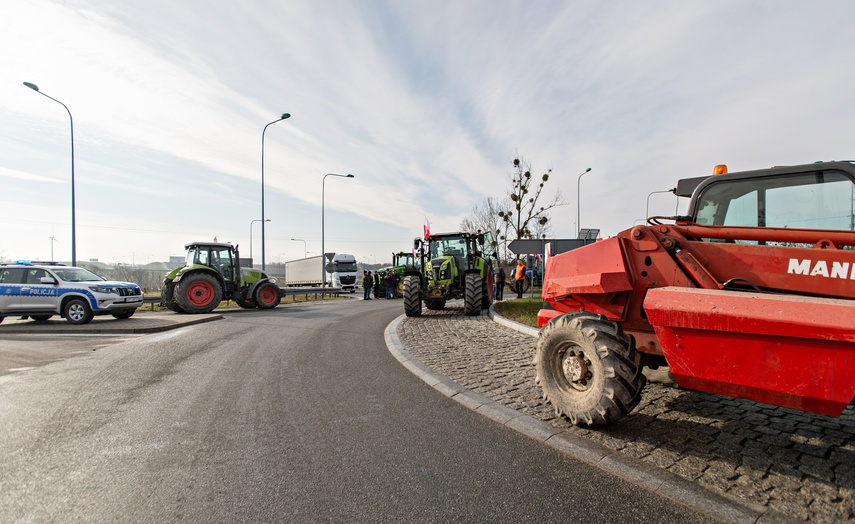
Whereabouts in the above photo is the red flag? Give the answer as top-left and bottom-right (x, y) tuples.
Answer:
(423, 217), (431, 239)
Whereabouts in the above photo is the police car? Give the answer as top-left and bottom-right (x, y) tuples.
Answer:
(0, 261), (143, 325)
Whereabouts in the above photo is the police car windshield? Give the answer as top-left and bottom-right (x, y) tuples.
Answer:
(52, 267), (106, 282)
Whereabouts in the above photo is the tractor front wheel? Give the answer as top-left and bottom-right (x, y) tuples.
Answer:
(161, 280), (184, 313)
(463, 273), (483, 316)
(234, 298), (256, 309)
(403, 276), (422, 317)
(482, 270), (494, 310)
(534, 312), (646, 426)
(175, 273), (223, 314)
(254, 282), (281, 309)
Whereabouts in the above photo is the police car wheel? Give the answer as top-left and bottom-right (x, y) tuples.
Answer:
(65, 298), (94, 325)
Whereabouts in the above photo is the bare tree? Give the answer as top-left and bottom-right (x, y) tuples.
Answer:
(459, 197), (512, 261)
(498, 156), (565, 241)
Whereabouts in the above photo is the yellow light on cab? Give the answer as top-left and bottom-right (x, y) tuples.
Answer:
(713, 164), (728, 175)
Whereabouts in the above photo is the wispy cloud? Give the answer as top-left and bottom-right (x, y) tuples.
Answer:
(1, 0), (853, 262)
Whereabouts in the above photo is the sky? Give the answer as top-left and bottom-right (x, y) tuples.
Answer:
(2, 0), (854, 267)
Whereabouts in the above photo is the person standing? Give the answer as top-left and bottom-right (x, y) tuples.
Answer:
(373, 270), (381, 299)
(495, 265), (505, 301)
(515, 259), (526, 299)
(384, 270), (395, 299)
(362, 270), (372, 300)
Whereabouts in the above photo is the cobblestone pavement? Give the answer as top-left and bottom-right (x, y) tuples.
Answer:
(397, 303), (855, 523)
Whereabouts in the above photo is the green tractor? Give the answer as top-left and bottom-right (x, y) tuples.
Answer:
(403, 231), (497, 317)
(390, 250), (421, 297)
(161, 242), (281, 314)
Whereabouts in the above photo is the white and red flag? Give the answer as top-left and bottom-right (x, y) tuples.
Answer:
(423, 217), (431, 239)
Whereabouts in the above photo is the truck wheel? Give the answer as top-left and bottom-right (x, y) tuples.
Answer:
(534, 312), (646, 426)
(464, 273), (483, 316)
(161, 280), (184, 313)
(403, 276), (422, 317)
(111, 310), (135, 320)
(64, 297), (94, 325)
(31, 315), (53, 321)
(254, 282), (281, 309)
(175, 273), (222, 314)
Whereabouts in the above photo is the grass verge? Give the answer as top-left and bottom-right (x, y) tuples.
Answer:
(493, 296), (541, 328)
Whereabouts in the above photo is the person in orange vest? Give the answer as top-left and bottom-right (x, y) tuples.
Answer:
(514, 259), (526, 299)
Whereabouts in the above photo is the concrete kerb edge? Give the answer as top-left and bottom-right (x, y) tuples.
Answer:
(387, 312), (776, 524)
(0, 313), (223, 335)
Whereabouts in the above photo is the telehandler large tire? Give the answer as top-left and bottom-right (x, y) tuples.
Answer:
(463, 273), (483, 316)
(175, 273), (222, 314)
(534, 312), (646, 426)
(403, 276), (422, 317)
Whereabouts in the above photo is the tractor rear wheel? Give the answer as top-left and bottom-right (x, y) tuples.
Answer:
(534, 312), (646, 426)
(254, 282), (281, 309)
(111, 310), (135, 319)
(463, 273), (483, 316)
(403, 276), (422, 317)
(175, 273), (222, 314)
(161, 280), (184, 312)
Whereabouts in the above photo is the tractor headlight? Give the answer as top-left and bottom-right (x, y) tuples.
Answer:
(268, 277), (278, 284)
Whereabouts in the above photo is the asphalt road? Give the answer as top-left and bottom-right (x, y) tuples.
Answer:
(0, 300), (711, 522)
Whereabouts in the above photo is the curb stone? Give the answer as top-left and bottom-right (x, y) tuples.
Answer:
(386, 311), (802, 523)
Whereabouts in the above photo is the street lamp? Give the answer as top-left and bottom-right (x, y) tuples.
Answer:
(646, 188), (677, 219)
(250, 219), (270, 264)
(322, 173), (354, 285)
(291, 238), (307, 258)
(24, 82), (76, 265)
(576, 167), (593, 239)
(261, 112), (291, 271)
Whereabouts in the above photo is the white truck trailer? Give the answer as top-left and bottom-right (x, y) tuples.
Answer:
(283, 256), (323, 287)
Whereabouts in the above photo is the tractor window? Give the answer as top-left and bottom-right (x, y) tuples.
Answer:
(211, 247), (234, 277)
(187, 247), (209, 267)
(695, 170), (855, 232)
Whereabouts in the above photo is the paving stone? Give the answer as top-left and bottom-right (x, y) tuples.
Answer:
(396, 306), (855, 522)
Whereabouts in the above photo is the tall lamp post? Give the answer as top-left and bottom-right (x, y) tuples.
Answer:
(322, 173), (354, 285)
(291, 238), (307, 258)
(24, 82), (76, 265)
(646, 188), (677, 219)
(250, 219), (270, 264)
(261, 112), (291, 271)
(576, 167), (593, 239)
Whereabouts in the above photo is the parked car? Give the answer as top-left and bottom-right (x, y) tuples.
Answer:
(0, 261), (143, 325)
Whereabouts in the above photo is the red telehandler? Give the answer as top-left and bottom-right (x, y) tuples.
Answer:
(535, 161), (855, 426)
